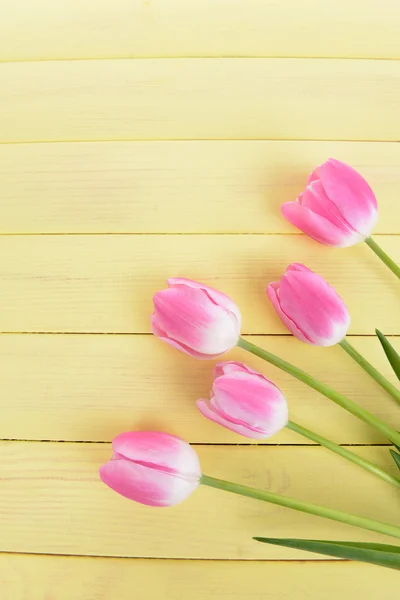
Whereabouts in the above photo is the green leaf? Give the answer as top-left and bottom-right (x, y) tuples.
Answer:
(253, 537), (400, 570)
(390, 449), (400, 471)
(376, 329), (400, 382)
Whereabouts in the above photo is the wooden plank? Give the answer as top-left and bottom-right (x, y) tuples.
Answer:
(2, 140), (400, 234)
(1, 1), (400, 61)
(0, 442), (398, 559)
(2, 554), (399, 600)
(0, 334), (398, 444)
(1, 59), (400, 143)
(0, 235), (398, 334)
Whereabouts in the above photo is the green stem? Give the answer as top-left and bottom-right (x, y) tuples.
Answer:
(287, 420), (400, 489)
(340, 338), (400, 406)
(365, 236), (400, 279)
(201, 475), (400, 540)
(238, 337), (400, 447)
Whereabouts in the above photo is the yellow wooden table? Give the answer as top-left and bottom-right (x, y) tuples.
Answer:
(1, 2), (399, 598)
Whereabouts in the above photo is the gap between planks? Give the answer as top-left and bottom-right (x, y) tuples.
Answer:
(0, 439), (392, 447)
(0, 332), (398, 336)
(2, 138), (400, 145)
(0, 232), (400, 237)
(2, 56), (400, 65)
(2, 138), (400, 146)
(0, 549), (343, 562)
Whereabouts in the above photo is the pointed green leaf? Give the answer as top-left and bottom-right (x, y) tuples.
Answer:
(390, 449), (400, 471)
(376, 329), (400, 382)
(253, 537), (400, 570)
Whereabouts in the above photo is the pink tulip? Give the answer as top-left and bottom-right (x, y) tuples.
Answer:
(151, 278), (242, 359)
(267, 263), (350, 347)
(282, 158), (378, 247)
(99, 431), (201, 507)
(197, 361), (288, 439)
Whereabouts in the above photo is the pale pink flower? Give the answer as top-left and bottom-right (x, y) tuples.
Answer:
(99, 431), (201, 507)
(282, 158), (378, 247)
(151, 278), (241, 359)
(267, 263), (350, 346)
(197, 361), (288, 439)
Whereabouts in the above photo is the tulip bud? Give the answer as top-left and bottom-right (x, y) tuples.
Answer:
(99, 431), (201, 507)
(282, 158), (378, 247)
(151, 278), (242, 359)
(267, 263), (350, 347)
(197, 361), (288, 439)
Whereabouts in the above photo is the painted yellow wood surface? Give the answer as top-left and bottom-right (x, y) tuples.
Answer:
(0, 235), (398, 334)
(2, 555), (399, 600)
(1, 1), (400, 60)
(2, 141), (400, 234)
(1, 334), (398, 444)
(0, 442), (398, 559)
(1, 2), (399, 597)
(1, 59), (400, 143)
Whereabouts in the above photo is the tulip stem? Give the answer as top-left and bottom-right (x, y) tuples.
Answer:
(365, 236), (400, 280)
(339, 338), (400, 406)
(200, 474), (400, 540)
(286, 420), (400, 489)
(238, 336), (400, 447)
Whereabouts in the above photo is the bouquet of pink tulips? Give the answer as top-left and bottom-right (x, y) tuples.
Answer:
(100, 159), (400, 570)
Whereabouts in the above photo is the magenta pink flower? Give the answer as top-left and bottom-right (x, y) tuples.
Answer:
(151, 278), (242, 359)
(267, 263), (350, 347)
(99, 431), (201, 507)
(282, 158), (378, 247)
(197, 361), (288, 439)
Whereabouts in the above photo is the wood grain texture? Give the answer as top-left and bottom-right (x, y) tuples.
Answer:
(2, 554), (399, 600)
(1, 1), (400, 60)
(1, 334), (399, 444)
(2, 0), (400, 593)
(0, 442), (398, 559)
(0, 234), (398, 334)
(2, 140), (400, 234)
(1, 59), (400, 143)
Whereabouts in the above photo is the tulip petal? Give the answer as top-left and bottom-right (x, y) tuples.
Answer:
(153, 286), (240, 356)
(112, 431), (201, 480)
(278, 269), (350, 346)
(317, 159), (378, 237)
(214, 360), (268, 380)
(286, 263), (313, 274)
(212, 372), (288, 432)
(301, 180), (357, 235)
(266, 282), (313, 344)
(100, 458), (199, 507)
(307, 169), (320, 186)
(281, 202), (362, 247)
(151, 314), (221, 359)
(196, 399), (269, 439)
(168, 278), (242, 328)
